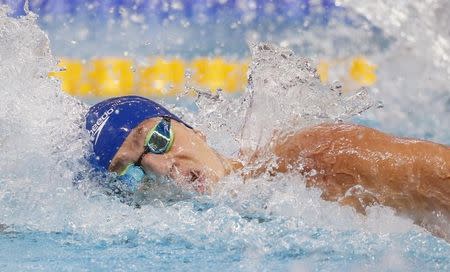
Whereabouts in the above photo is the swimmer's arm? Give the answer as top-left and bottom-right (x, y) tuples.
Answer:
(272, 123), (450, 236)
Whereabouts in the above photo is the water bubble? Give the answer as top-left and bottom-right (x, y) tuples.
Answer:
(376, 100), (384, 109)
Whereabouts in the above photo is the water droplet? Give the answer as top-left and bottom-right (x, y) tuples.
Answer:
(376, 100), (384, 109)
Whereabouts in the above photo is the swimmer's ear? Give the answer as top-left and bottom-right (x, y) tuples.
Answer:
(193, 129), (207, 141)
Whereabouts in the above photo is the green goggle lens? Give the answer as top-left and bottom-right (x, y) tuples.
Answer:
(144, 117), (174, 154)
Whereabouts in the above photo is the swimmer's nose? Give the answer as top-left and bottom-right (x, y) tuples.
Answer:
(140, 153), (173, 176)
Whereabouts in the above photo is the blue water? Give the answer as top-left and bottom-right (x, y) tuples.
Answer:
(1, 216), (449, 271)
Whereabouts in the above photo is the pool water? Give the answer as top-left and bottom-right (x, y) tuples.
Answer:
(0, 1), (449, 271)
(1, 216), (448, 271)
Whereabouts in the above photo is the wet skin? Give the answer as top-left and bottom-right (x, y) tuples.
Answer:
(110, 118), (450, 240)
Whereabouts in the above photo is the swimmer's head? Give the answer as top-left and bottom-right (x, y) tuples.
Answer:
(86, 95), (237, 193)
(85, 95), (191, 170)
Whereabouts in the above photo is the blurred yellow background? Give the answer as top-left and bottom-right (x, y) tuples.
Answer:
(49, 56), (376, 97)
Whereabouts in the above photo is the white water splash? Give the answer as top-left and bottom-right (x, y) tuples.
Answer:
(337, 0), (450, 143)
(239, 43), (373, 159)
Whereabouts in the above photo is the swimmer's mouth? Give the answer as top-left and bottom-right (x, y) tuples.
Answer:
(188, 170), (206, 193)
(189, 170), (203, 183)
(189, 171), (200, 183)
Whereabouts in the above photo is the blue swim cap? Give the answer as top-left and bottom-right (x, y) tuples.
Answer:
(85, 96), (191, 170)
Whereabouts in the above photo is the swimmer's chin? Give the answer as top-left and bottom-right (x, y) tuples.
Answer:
(193, 176), (207, 194)
(183, 173), (209, 194)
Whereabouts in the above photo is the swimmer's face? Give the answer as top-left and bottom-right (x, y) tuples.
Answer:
(109, 118), (230, 193)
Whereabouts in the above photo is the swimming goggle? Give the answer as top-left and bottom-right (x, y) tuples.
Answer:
(117, 117), (174, 191)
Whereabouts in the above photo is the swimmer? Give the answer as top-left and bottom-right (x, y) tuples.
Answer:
(86, 96), (450, 240)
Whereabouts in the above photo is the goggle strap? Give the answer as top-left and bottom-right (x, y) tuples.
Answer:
(166, 127), (174, 152)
